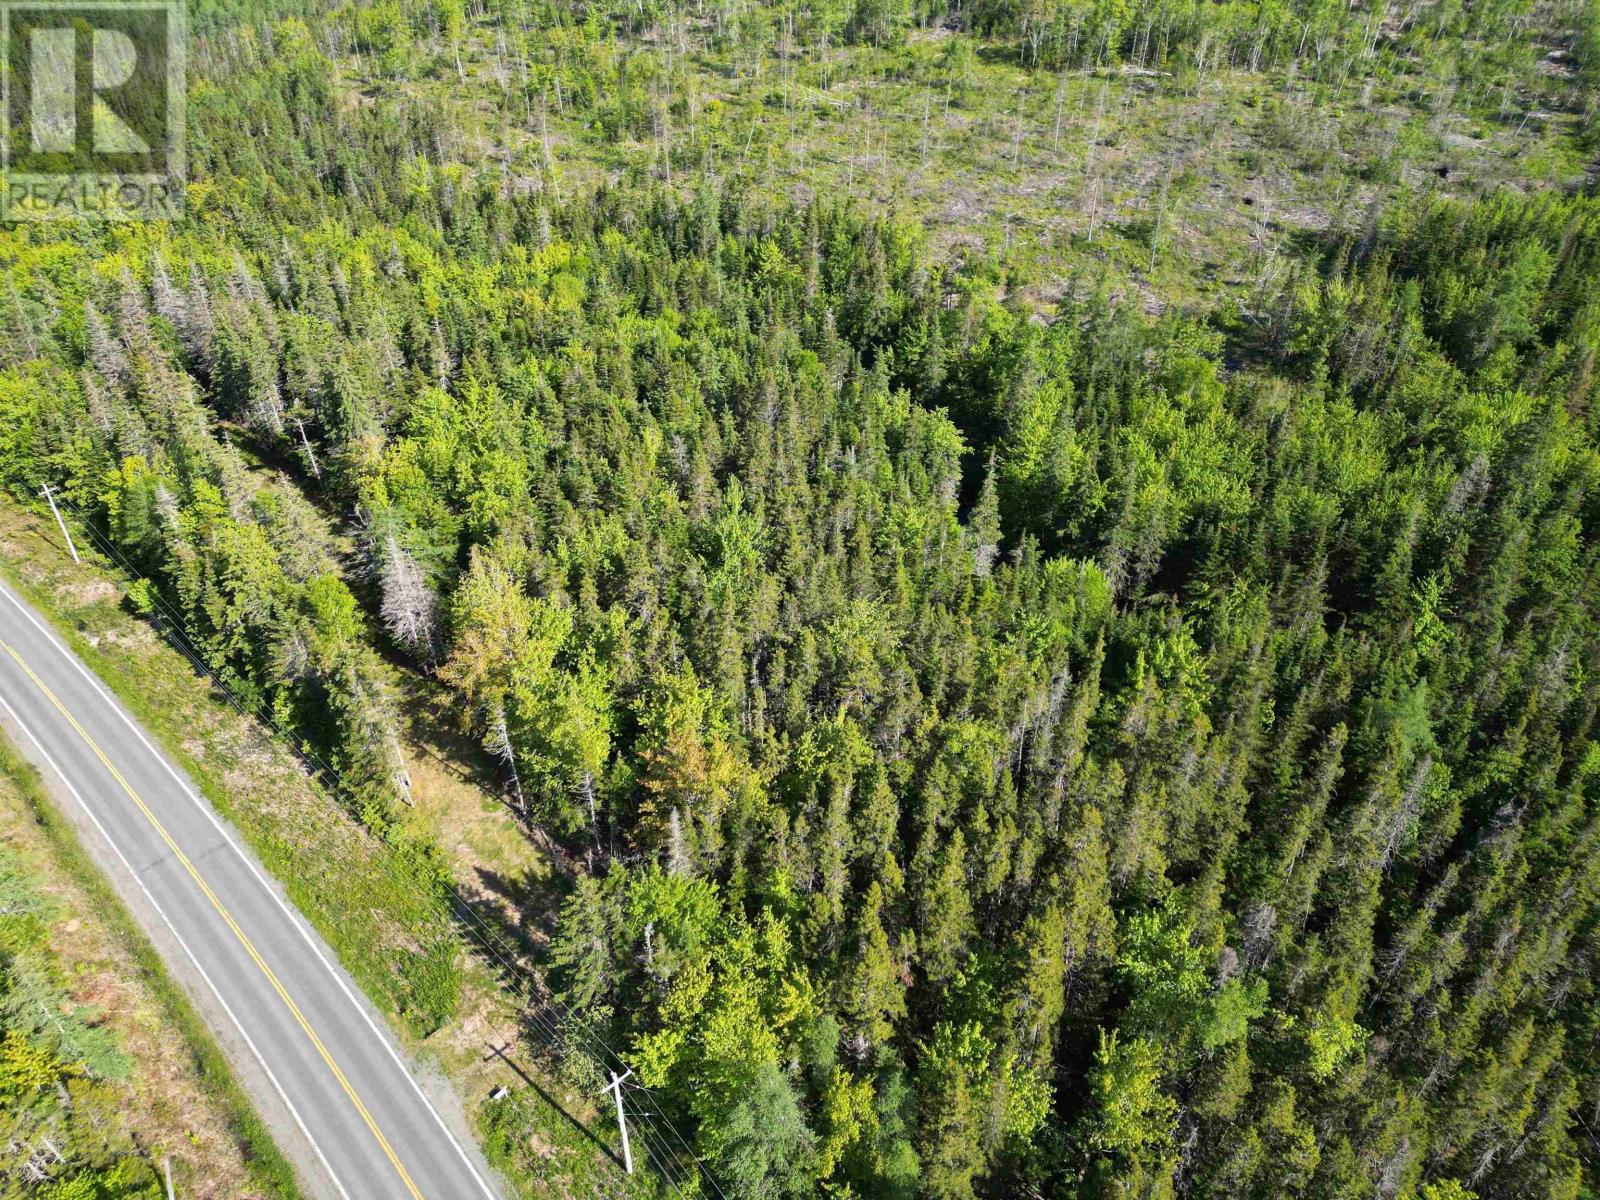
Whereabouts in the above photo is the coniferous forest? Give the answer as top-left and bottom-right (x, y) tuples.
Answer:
(4, 0), (1600, 1197)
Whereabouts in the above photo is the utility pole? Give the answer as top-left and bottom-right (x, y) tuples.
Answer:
(605, 1069), (634, 1175)
(40, 484), (79, 563)
(164, 1156), (176, 1200)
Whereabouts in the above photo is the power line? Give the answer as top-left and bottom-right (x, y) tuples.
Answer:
(47, 499), (719, 1199)
(67, 509), (707, 1197)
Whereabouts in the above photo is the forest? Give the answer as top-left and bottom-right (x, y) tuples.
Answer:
(2, 0), (1600, 1196)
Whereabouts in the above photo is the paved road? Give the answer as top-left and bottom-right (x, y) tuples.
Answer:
(0, 578), (503, 1200)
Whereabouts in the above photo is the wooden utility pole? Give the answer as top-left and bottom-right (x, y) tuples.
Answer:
(292, 417), (321, 479)
(40, 484), (79, 563)
(605, 1069), (634, 1174)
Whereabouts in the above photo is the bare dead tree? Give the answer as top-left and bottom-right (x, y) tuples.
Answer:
(379, 534), (439, 663)
(486, 704), (526, 816)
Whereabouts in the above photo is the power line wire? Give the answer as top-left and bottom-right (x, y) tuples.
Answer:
(48, 500), (717, 1198)
(70, 510), (706, 1196)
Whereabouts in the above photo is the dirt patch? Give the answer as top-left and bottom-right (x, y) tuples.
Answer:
(64, 578), (122, 605)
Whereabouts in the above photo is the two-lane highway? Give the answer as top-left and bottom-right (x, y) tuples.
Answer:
(0, 577), (502, 1200)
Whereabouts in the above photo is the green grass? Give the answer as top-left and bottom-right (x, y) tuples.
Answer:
(480, 1083), (665, 1200)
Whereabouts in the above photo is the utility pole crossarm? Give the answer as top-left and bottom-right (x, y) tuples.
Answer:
(605, 1068), (635, 1175)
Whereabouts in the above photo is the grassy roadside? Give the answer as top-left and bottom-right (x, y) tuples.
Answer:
(0, 506), (470, 1040)
(0, 727), (302, 1199)
(0, 499), (642, 1199)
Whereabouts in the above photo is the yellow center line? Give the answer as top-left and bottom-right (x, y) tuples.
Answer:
(1, 639), (425, 1200)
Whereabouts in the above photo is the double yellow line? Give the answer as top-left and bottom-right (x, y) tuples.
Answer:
(1, 640), (425, 1200)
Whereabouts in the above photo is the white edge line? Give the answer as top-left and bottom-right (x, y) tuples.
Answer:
(0, 688), (354, 1200)
(0, 580), (502, 1200)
